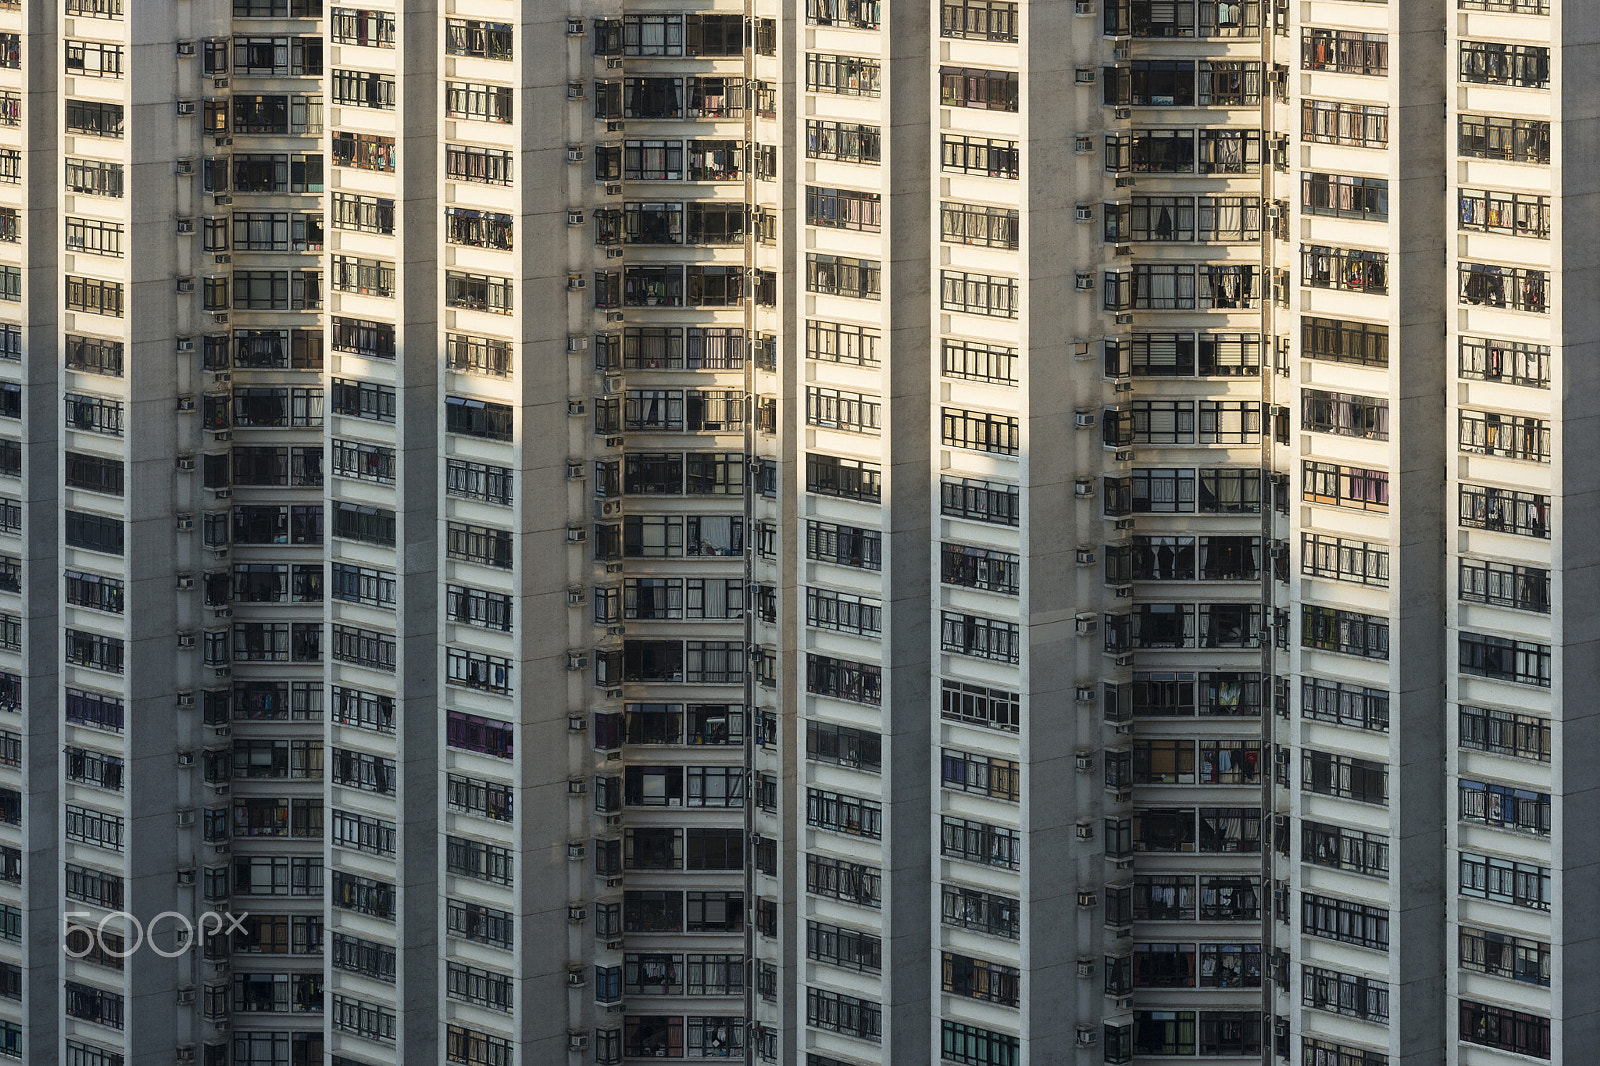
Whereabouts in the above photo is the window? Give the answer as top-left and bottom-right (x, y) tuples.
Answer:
(445, 143), (511, 185)
(1460, 778), (1549, 835)
(808, 921), (882, 973)
(942, 202), (1018, 248)
(445, 271), (513, 314)
(806, 987), (881, 1042)
(329, 255), (394, 297)
(63, 453), (124, 497)
(806, 853), (881, 908)
(806, 119), (880, 164)
(65, 277), (122, 318)
(1460, 1001), (1550, 1059)
(941, 679), (1020, 732)
(1459, 926), (1549, 987)
(445, 1026), (512, 1066)
(942, 407), (1020, 454)
(941, 608), (1023, 665)
(1302, 172), (1388, 221)
(1301, 533), (1388, 588)
(446, 81), (513, 123)
(1302, 245), (1388, 294)
(1302, 461), (1388, 512)
(807, 186), (882, 232)
(1460, 40), (1549, 88)
(1459, 188), (1549, 238)
(805, 387), (879, 433)
(1301, 99), (1388, 147)
(446, 835), (514, 885)
(65, 510), (123, 555)
(445, 18), (513, 59)
(941, 816), (1020, 869)
(1459, 705), (1549, 762)
(941, 1020), (1019, 1066)
(942, 748), (1020, 800)
(808, 454), (880, 502)
(806, 53), (881, 96)
(1301, 749), (1387, 804)
(332, 131), (395, 172)
(943, 339), (1016, 384)
(447, 522), (512, 568)
(940, 66), (1019, 110)
(940, 270), (1018, 318)
(807, 787), (882, 838)
(1460, 632), (1551, 687)
(1302, 28), (1388, 74)
(1460, 261), (1547, 313)
(806, 653), (881, 705)
(1459, 558), (1549, 612)
(942, 475), (1018, 525)
(1301, 676), (1389, 731)
(1301, 892), (1389, 951)
(446, 898), (513, 950)
(942, 134), (1019, 178)
(1461, 851), (1550, 910)
(1304, 965), (1390, 1023)
(1459, 113), (1549, 163)
(1302, 389), (1388, 439)
(66, 100), (124, 137)
(1302, 316), (1387, 367)
(446, 711), (514, 759)
(1458, 483), (1548, 538)
(1303, 820), (1388, 877)
(806, 254), (881, 300)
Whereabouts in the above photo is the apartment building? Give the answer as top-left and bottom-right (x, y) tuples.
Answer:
(0, 0), (1591, 1065)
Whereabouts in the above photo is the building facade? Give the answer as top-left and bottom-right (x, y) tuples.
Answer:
(0, 0), (1591, 1065)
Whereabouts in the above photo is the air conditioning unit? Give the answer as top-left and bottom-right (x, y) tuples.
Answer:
(176, 514), (194, 531)
(1074, 478), (1095, 498)
(568, 211), (584, 226)
(567, 652), (588, 671)
(1075, 411), (1096, 429)
(566, 460), (585, 480)
(176, 101), (196, 116)
(176, 396), (196, 411)
(1075, 68), (1096, 85)
(567, 145), (585, 163)
(568, 399), (586, 416)
(1076, 1026), (1098, 1047)
(213, 488), (231, 499)
(176, 456), (196, 472)
(176, 41), (196, 56)
(567, 586), (587, 606)
(176, 574), (195, 591)
(1075, 272), (1094, 292)
(605, 247), (624, 258)
(567, 526), (587, 543)
(176, 159), (195, 175)
(177, 692), (196, 708)
(1075, 751), (1095, 772)
(1077, 957), (1096, 978)
(605, 182), (622, 196)
(176, 986), (195, 1005)
(567, 841), (586, 861)
(599, 500), (622, 517)
(568, 1033), (589, 1052)
(176, 277), (195, 293)
(1075, 685), (1096, 703)
(568, 778), (588, 795)
(1075, 547), (1096, 565)
(567, 273), (587, 291)
(177, 633), (197, 649)
(213, 78), (229, 88)
(567, 334), (589, 352)
(177, 750), (195, 767)
(1075, 613), (1098, 635)
(1075, 821), (1094, 841)
(567, 969), (586, 987)
(1074, 135), (1094, 154)
(177, 868), (196, 886)
(176, 1046), (196, 1064)
(176, 809), (195, 828)
(176, 337), (195, 352)
(1077, 889), (1097, 908)
(1075, 0), (1095, 13)
(568, 715), (587, 732)
(1114, 106), (1132, 120)
(606, 311), (625, 323)
(568, 905), (588, 923)
(176, 218), (194, 234)
(1075, 205), (1094, 223)
(567, 82), (585, 99)
(567, 18), (586, 35)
